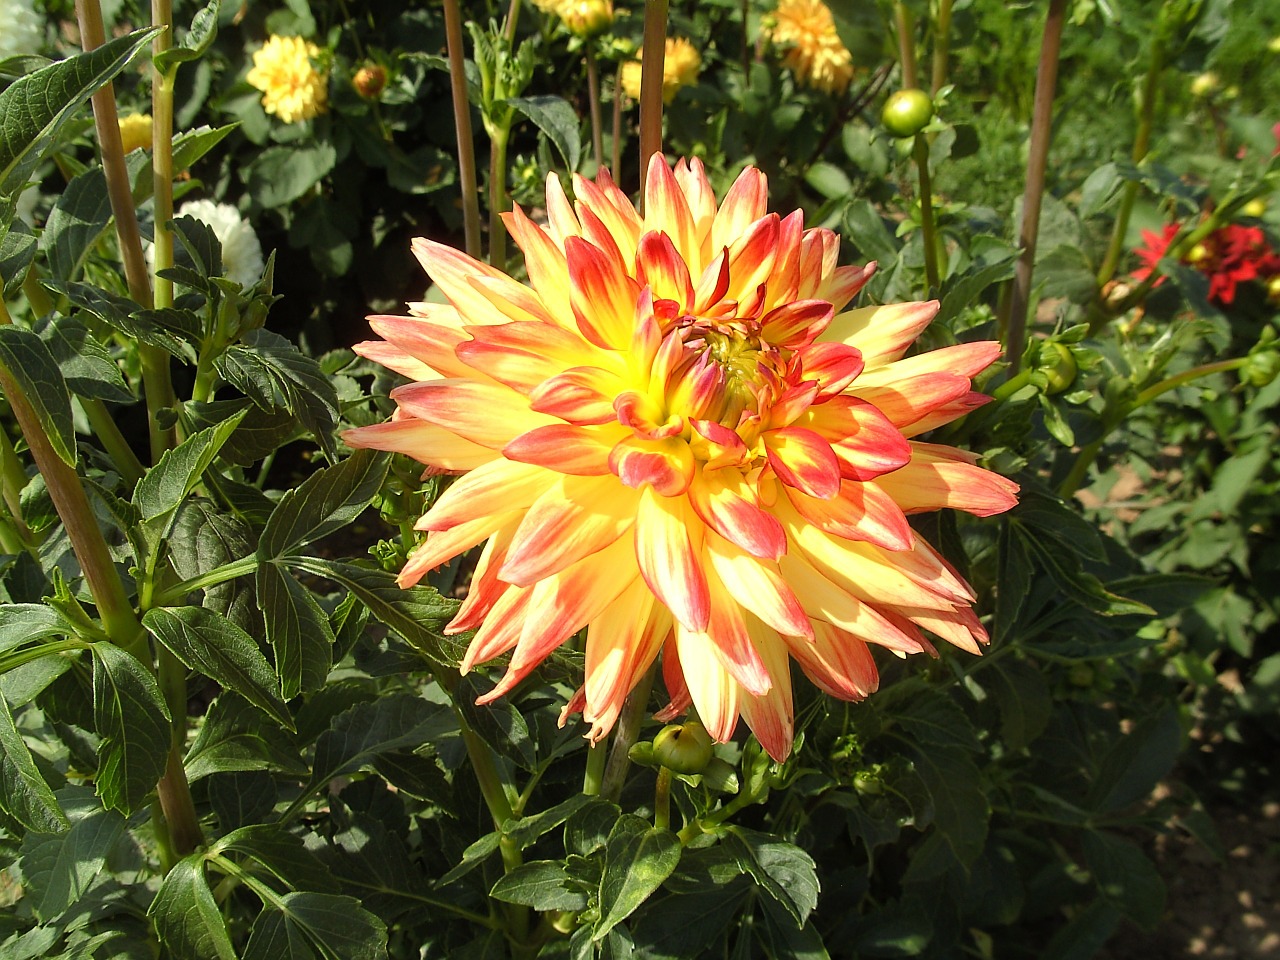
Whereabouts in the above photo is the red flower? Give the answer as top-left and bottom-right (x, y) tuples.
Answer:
(1131, 221), (1280, 306)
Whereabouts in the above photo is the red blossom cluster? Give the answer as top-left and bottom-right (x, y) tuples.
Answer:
(1132, 221), (1280, 305)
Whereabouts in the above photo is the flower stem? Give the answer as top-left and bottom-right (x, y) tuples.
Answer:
(585, 45), (604, 169)
(600, 666), (657, 802)
(930, 0), (953, 95)
(157, 646), (203, 857)
(911, 132), (940, 294)
(503, 0), (523, 42)
(638, 0), (670, 183)
(653, 767), (672, 831)
(611, 63), (623, 176)
(893, 2), (918, 88)
(487, 125), (511, 268)
(151, 0), (176, 316)
(443, 0), (483, 260)
(583, 737), (608, 796)
(1001, 0), (1067, 375)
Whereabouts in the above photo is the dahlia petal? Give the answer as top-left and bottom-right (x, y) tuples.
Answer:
(903, 392), (992, 437)
(392, 380), (558, 449)
(700, 565), (773, 696)
(609, 435), (696, 496)
(760, 299), (835, 350)
(577, 202), (628, 274)
(456, 321), (600, 393)
(657, 634), (693, 721)
(503, 205), (572, 322)
(673, 157), (717, 257)
(468, 274), (556, 326)
(711, 165), (769, 258)
(367, 313), (474, 379)
(644, 155), (700, 274)
(342, 419), (495, 472)
(419, 458), (558, 532)
(782, 478), (913, 551)
(573, 171), (642, 266)
(764, 426), (842, 499)
(448, 525), (518, 634)
(545, 172), (582, 248)
(874, 444), (1020, 517)
(460, 583), (533, 667)
(738, 616), (795, 761)
(763, 381), (819, 431)
(635, 486), (710, 632)
(583, 581), (668, 740)
(411, 238), (522, 325)
(799, 395), (912, 481)
(855, 340), (1003, 386)
(503, 423), (624, 475)
(793, 341), (865, 401)
(797, 228), (841, 298)
(674, 622), (740, 744)
(725, 215), (781, 305)
(777, 552), (927, 654)
(636, 231), (695, 308)
(528, 367), (624, 425)
(903, 604), (987, 655)
(824, 300), (940, 367)
(765, 210), (805, 309)
(566, 236), (641, 351)
(688, 418), (750, 470)
(814, 262), (876, 313)
(784, 619), (880, 701)
(849, 373), (973, 431)
(687, 467), (787, 560)
(499, 475), (638, 585)
(400, 510), (520, 589)
(353, 340), (437, 382)
(704, 533), (812, 639)
(692, 249), (732, 315)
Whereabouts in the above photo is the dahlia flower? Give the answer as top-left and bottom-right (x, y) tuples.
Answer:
(118, 113), (153, 154)
(0, 0), (44, 61)
(346, 156), (1018, 761)
(765, 0), (855, 96)
(157, 199), (264, 289)
(246, 35), (329, 124)
(620, 37), (702, 103)
(1133, 221), (1280, 306)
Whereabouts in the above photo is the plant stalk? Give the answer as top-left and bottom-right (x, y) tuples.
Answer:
(1002, 0), (1067, 374)
(930, 0), (954, 95)
(585, 45), (604, 169)
(638, 0), (670, 186)
(653, 767), (672, 831)
(912, 132), (941, 294)
(443, 0), (483, 260)
(600, 666), (657, 802)
(487, 125), (511, 268)
(894, 2), (918, 89)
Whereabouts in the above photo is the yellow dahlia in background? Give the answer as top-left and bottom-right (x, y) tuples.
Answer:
(118, 113), (153, 153)
(346, 155), (1018, 761)
(620, 37), (702, 103)
(246, 35), (329, 123)
(765, 0), (855, 96)
(561, 0), (613, 37)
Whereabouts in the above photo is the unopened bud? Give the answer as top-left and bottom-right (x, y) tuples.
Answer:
(561, 0), (613, 37)
(1186, 242), (1211, 264)
(353, 63), (387, 99)
(1242, 198), (1268, 218)
(1189, 71), (1219, 99)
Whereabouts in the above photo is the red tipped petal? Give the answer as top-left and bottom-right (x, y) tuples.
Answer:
(504, 423), (624, 475)
(391, 380), (558, 449)
(738, 616), (795, 761)
(400, 511), (520, 589)
(609, 435), (695, 496)
(635, 486), (710, 632)
(801, 395), (912, 482)
(342, 419), (495, 472)
(785, 620), (880, 701)
(782, 478), (913, 551)
(566, 236), (641, 351)
(705, 534), (813, 639)
(644, 155), (700, 272)
(636, 231), (695, 309)
(874, 445), (1020, 517)
(760, 299), (835, 350)
(687, 468), (787, 560)
(764, 427), (842, 499)
(825, 300), (940, 367)
(793, 341), (865, 401)
(674, 623), (739, 744)
(711, 165), (769, 256)
(419, 458), (557, 532)
(528, 366), (625, 425)
(584, 582), (667, 739)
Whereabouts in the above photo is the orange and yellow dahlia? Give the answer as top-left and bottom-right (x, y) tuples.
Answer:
(346, 156), (1018, 761)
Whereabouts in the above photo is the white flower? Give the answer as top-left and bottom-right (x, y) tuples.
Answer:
(0, 0), (45, 60)
(172, 199), (265, 288)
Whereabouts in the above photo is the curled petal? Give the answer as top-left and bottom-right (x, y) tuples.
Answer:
(760, 299), (835, 350)
(793, 341), (865, 401)
(785, 620), (880, 701)
(644, 154), (701, 274)
(711, 164), (769, 257)
(738, 616), (795, 761)
(799, 396), (912, 482)
(725, 215), (780, 306)
(763, 427), (842, 499)
(874, 444), (1020, 517)
(688, 467), (787, 560)
(609, 435), (695, 496)
(584, 580), (668, 740)
(529, 366), (625, 424)
(782, 478), (913, 552)
(636, 231), (695, 309)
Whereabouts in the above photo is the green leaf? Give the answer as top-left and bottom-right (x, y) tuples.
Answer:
(0, 219), (36, 297)
(503, 793), (595, 849)
(131, 409), (248, 545)
(286, 558), (464, 665)
(891, 693), (981, 753)
(490, 861), (589, 911)
(755, 898), (832, 960)
(804, 161), (852, 200)
(0, 603), (78, 655)
(995, 519), (1031, 642)
(0, 28), (160, 194)
(1086, 706), (1181, 814)
(36, 315), (133, 403)
(56, 280), (196, 360)
(594, 817), (682, 940)
(154, 0), (222, 72)
(40, 163), (114, 282)
(184, 695), (307, 781)
(0, 325), (76, 466)
(455, 674), (537, 772)
(439, 831), (501, 886)
(212, 823), (339, 893)
(987, 659), (1052, 752)
(258, 449), (387, 559)
(256, 563), (334, 700)
(149, 856), (238, 960)
(319, 814), (429, 920)
(246, 142), (337, 207)
(0, 692), (67, 833)
(937, 256), (1018, 327)
(897, 743), (989, 866)
(1041, 899), (1121, 960)
(17, 788), (125, 921)
(1082, 830), (1165, 929)
(508, 95), (581, 172)
(242, 891), (387, 960)
(90, 642), (170, 814)
(216, 329), (341, 460)
(725, 827), (819, 927)
(143, 606), (292, 730)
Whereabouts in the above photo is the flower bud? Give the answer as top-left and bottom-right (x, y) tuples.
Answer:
(881, 88), (934, 139)
(1043, 342), (1077, 395)
(118, 113), (153, 153)
(1189, 71), (1218, 98)
(561, 0), (613, 38)
(651, 721), (713, 775)
(1186, 242), (1211, 264)
(1242, 198), (1268, 218)
(353, 63), (387, 99)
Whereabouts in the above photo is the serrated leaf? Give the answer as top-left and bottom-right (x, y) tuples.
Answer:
(316, 815), (426, 920)
(0, 218), (36, 297)
(55, 281), (194, 359)
(212, 823), (338, 893)
(1082, 830), (1165, 929)
(256, 563), (334, 700)
(246, 142), (337, 207)
(0, 603), (78, 655)
(91, 642), (170, 814)
(725, 828), (819, 927)
(0, 692), (68, 833)
(503, 794), (595, 850)
(216, 329), (341, 459)
(241, 891), (387, 960)
(891, 693), (981, 753)
(439, 831), (501, 887)
(144, 606), (292, 730)
(490, 861), (589, 911)
(1086, 706), (1181, 814)
(0, 325), (76, 466)
(594, 817), (682, 940)
(154, 0), (221, 72)
(899, 743), (989, 866)
(258, 449), (387, 559)
(149, 856), (237, 960)
(988, 659), (1052, 752)
(0, 28), (160, 194)
(508, 95), (581, 172)
(36, 315), (133, 403)
(18, 789), (125, 921)
(40, 163), (114, 282)
(184, 695), (307, 781)
(455, 674), (537, 772)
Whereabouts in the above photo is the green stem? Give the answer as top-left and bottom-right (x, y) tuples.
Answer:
(156, 645), (202, 856)
(21, 269), (54, 318)
(1002, 0), (1067, 375)
(600, 666), (657, 802)
(487, 125), (511, 268)
(153, 554), (259, 605)
(638, 0), (670, 186)
(0, 414), (36, 550)
(503, 0), (523, 42)
(583, 738), (608, 796)
(893, 2), (918, 88)
(443, 0), (483, 261)
(1096, 19), (1167, 288)
(653, 767), (672, 831)
(586, 46), (604, 170)
(912, 132), (940, 294)
(930, 0), (953, 95)
(0, 638), (91, 674)
(611, 63), (623, 176)
(1133, 357), (1248, 409)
